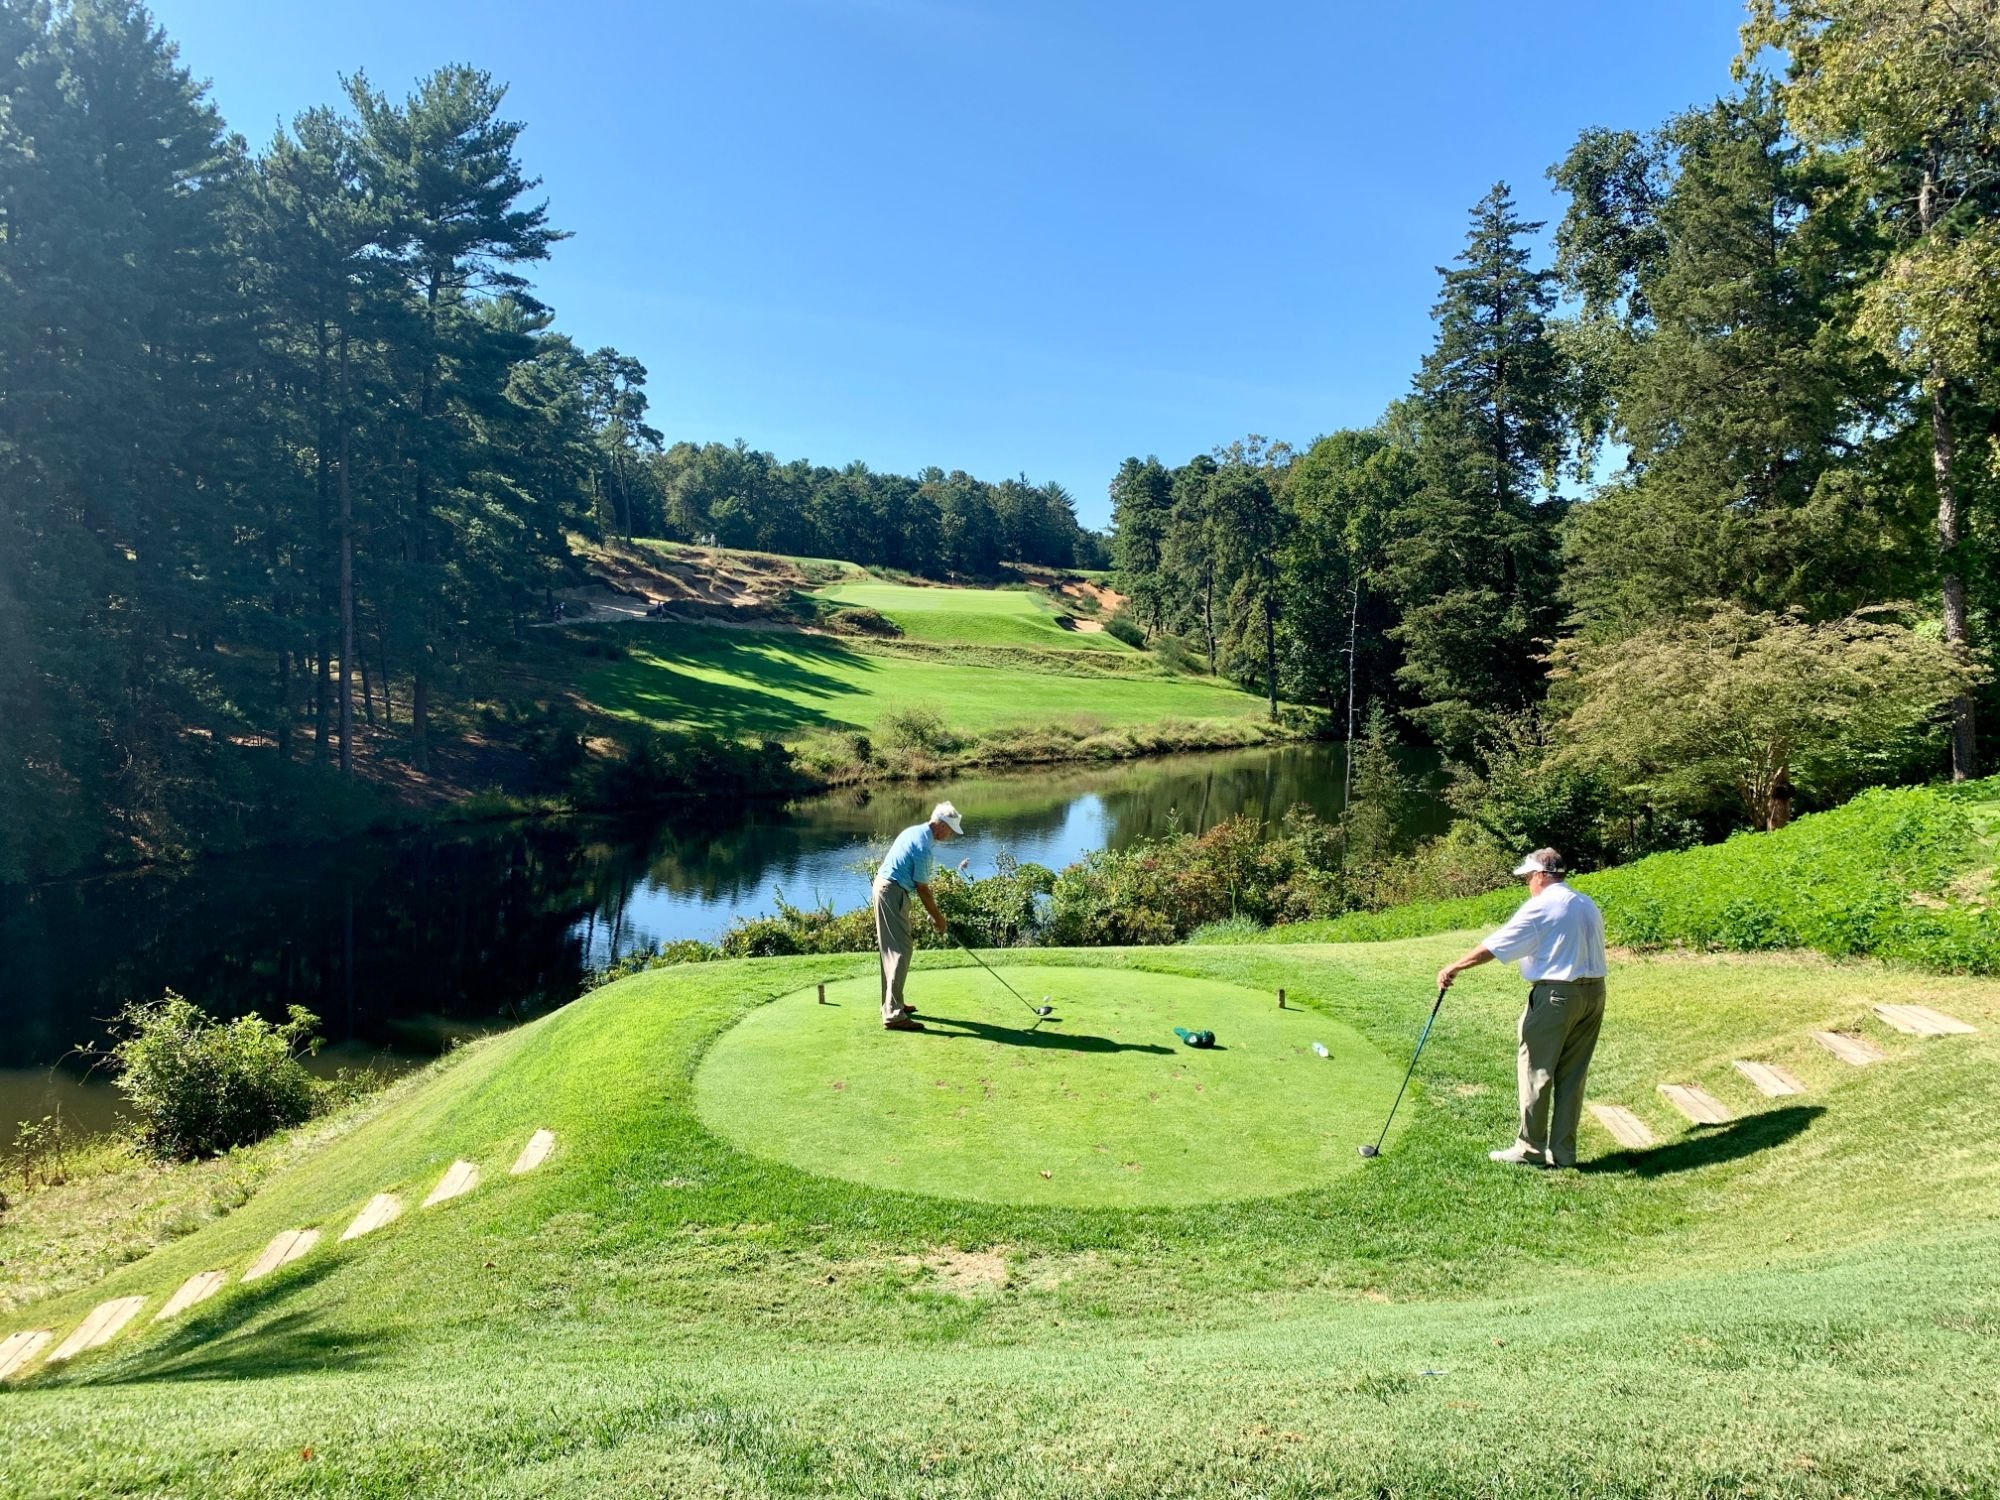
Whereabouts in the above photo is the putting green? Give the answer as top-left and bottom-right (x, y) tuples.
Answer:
(694, 967), (1408, 1207)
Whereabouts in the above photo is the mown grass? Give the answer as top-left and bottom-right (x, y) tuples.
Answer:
(1258, 779), (2000, 972)
(813, 582), (1133, 654)
(4, 937), (1998, 1496)
(579, 624), (1262, 740)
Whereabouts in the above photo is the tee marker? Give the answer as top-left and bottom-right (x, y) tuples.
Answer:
(818, 984), (827, 1005)
(1277, 988), (1286, 1010)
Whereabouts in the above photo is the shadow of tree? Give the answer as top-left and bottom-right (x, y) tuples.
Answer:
(919, 1013), (1174, 1055)
(78, 1258), (402, 1387)
(1583, 1104), (1822, 1177)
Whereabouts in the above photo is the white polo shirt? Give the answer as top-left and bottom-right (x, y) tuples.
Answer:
(1483, 881), (1606, 983)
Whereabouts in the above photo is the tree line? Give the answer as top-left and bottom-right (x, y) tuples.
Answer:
(622, 441), (1105, 578)
(1111, 0), (1997, 855)
(0, 1), (1093, 882)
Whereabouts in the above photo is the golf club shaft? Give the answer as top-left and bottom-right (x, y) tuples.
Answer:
(1369, 986), (1447, 1155)
(949, 930), (1045, 1018)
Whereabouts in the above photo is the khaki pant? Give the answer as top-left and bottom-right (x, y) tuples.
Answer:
(874, 880), (914, 1022)
(1515, 977), (1605, 1167)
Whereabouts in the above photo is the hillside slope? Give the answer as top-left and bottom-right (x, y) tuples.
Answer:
(4, 937), (1998, 1496)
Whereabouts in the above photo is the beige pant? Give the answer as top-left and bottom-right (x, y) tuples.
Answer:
(1515, 977), (1605, 1167)
(874, 880), (914, 1022)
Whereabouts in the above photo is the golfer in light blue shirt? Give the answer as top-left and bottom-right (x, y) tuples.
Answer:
(872, 801), (963, 1030)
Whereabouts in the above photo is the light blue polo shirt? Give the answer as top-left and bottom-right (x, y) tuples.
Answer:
(877, 822), (936, 892)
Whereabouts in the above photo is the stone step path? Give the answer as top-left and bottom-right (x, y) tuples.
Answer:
(1811, 1030), (1887, 1066)
(340, 1193), (403, 1242)
(1588, 1103), (1657, 1149)
(244, 1229), (320, 1283)
(511, 1128), (556, 1175)
(1872, 1003), (1976, 1037)
(1658, 1083), (1732, 1125)
(1733, 1060), (1807, 1098)
(422, 1160), (479, 1207)
(49, 1297), (147, 1363)
(156, 1270), (228, 1322)
(0, 1330), (53, 1382)
(0, 1127), (558, 1387)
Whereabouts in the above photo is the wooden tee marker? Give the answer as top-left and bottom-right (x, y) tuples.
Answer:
(1277, 989), (1286, 1010)
(818, 984), (827, 1005)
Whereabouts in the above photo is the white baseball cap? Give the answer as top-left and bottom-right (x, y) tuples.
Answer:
(931, 801), (964, 834)
(1512, 847), (1566, 877)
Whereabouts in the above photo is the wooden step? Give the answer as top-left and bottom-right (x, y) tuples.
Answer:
(155, 1270), (228, 1321)
(1587, 1103), (1656, 1150)
(510, 1128), (556, 1175)
(48, 1296), (147, 1363)
(1872, 1003), (1976, 1037)
(0, 1329), (53, 1382)
(340, 1193), (403, 1242)
(1658, 1083), (1731, 1125)
(1733, 1060), (1806, 1098)
(422, 1159), (478, 1207)
(243, 1228), (320, 1283)
(1811, 1030), (1887, 1066)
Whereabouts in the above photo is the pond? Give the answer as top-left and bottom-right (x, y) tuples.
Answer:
(0, 742), (1443, 1136)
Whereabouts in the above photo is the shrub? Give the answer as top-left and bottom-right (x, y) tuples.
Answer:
(574, 730), (804, 809)
(1151, 633), (1200, 675)
(879, 703), (960, 755)
(824, 605), (901, 637)
(1185, 915), (1267, 945)
(110, 993), (322, 1162)
(1104, 607), (1146, 649)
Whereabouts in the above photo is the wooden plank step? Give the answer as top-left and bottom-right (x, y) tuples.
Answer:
(0, 1330), (53, 1382)
(422, 1159), (478, 1207)
(1811, 1030), (1887, 1066)
(1658, 1083), (1731, 1125)
(1872, 1003), (1976, 1037)
(510, 1128), (555, 1175)
(155, 1270), (228, 1322)
(243, 1228), (320, 1283)
(1588, 1103), (1656, 1150)
(340, 1193), (403, 1242)
(48, 1296), (147, 1363)
(1733, 1060), (1806, 1098)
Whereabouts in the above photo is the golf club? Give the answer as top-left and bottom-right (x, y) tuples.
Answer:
(948, 929), (1054, 1020)
(1358, 985), (1447, 1159)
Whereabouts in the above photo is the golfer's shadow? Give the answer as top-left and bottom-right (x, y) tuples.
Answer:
(920, 1013), (1174, 1056)
(1582, 1104), (1822, 1176)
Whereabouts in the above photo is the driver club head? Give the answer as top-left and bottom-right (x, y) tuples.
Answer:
(1357, 1144), (1380, 1159)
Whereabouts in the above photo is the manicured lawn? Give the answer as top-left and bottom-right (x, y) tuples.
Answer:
(696, 968), (1402, 1207)
(579, 624), (1262, 738)
(5, 937), (1998, 1495)
(816, 581), (1132, 653)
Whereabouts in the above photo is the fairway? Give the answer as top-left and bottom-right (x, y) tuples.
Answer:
(695, 969), (1402, 1206)
(581, 624), (1264, 738)
(815, 581), (1131, 652)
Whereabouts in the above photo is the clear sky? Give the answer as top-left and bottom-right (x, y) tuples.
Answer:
(152, 0), (1749, 527)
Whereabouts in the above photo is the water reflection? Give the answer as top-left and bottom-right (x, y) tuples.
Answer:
(0, 743), (1439, 1124)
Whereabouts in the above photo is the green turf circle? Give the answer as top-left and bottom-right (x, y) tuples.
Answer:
(694, 966), (1407, 1206)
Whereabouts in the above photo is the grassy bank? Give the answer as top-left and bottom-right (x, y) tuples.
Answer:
(3, 935), (1998, 1494)
(814, 581), (1132, 653)
(1235, 778), (2000, 971)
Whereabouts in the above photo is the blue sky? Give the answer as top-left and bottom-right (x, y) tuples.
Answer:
(154, 0), (1748, 526)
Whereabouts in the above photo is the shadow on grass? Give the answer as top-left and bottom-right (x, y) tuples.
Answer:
(78, 1258), (403, 1387)
(918, 1013), (1174, 1055)
(1583, 1104), (1823, 1177)
(588, 627), (879, 737)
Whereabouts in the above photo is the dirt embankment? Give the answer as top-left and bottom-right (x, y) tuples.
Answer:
(555, 540), (829, 624)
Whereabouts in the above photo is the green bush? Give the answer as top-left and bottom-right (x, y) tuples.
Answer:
(1270, 779), (2000, 974)
(878, 703), (960, 755)
(1104, 607), (1146, 649)
(574, 730), (804, 809)
(110, 993), (322, 1162)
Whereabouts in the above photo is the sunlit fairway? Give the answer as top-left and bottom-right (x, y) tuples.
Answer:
(814, 581), (1132, 653)
(696, 969), (1403, 1207)
(5, 938), (1999, 1496)
(578, 623), (1263, 739)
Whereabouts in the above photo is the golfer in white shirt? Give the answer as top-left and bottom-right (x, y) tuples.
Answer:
(1436, 848), (1607, 1169)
